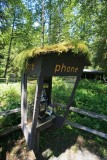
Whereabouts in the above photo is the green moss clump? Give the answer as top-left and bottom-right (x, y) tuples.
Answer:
(14, 40), (91, 71)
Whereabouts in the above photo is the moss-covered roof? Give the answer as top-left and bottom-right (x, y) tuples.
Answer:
(14, 40), (91, 70)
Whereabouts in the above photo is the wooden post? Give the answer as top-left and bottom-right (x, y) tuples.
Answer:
(29, 73), (44, 151)
(63, 73), (82, 123)
(33, 130), (40, 154)
(21, 73), (27, 128)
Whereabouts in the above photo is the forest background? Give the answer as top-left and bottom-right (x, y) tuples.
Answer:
(0, 0), (107, 78)
(1, 1), (107, 159)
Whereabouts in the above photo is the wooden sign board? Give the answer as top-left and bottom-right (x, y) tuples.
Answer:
(26, 52), (89, 77)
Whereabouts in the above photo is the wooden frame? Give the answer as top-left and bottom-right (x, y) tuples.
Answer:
(21, 52), (89, 153)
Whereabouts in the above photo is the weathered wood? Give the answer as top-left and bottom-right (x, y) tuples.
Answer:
(27, 53), (89, 77)
(21, 73), (27, 127)
(62, 72), (83, 126)
(66, 120), (107, 139)
(0, 124), (21, 137)
(30, 73), (44, 150)
(42, 53), (87, 77)
(70, 107), (107, 122)
(3, 105), (106, 123)
(0, 108), (21, 116)
(0, 78), (6, 82)
(26, 115), (56, 132)
(34, 130), (40, 153)
(53, 103), (107, 122)
(37, 115), (56, 131)
(27, 57), (42, 76)
(26, 115), (56, 153)
(21, 50), (90, 153)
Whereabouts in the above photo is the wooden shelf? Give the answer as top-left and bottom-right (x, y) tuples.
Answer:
(37, 115), (56, 131)
(26, 115), (56, 134)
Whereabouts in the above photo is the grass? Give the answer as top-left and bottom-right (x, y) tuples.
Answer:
(0, 82), (20, 111)
(0, 78), (107, 159)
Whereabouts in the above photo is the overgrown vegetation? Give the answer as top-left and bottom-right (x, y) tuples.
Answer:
(14, 40), (90, 71)
(0, 79), (107, 132)
(0, 81), (36, 132)
(52, 78), (107, 133)
(0, 79), (107, 159)
(0, 83), (20, 112)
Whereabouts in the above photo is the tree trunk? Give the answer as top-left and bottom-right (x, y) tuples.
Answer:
(41, 0), (45, 47)
(48, 0), (52, 44)
(4, 10), (15, 78)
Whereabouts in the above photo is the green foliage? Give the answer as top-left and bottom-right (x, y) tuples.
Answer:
(1, 79), (107, 158)
(52, 77), (73, 104)
(0, 83), (20, 111)
(0, 113), (21, 132)
(1, 79), (107, 133)
(27, 83), (36, 106)
(0, 83), (21, 131)
(74, 79), (107, 114)
(52, 78), (107, 133)
(1, 0), (107, 76)
(94, 39), (107, 73)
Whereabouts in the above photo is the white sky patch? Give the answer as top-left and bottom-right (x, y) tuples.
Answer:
(33, 22), (40, 28)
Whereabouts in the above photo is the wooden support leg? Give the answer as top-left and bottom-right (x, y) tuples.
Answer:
(21, 73), (27, 128)
(63, 75), (81, 122)
(33, 130), (40, 154)
(54, 73), (83, 128)
(29, 74), (44, 151)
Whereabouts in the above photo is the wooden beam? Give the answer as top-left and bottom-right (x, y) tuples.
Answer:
(63, 71), (84, 125)
(30, 73), (44, 150)
(0, 124), (21, 137)
(53, 103), (107, 122)
(66, 120), (107, 139)
(69, 107), (107, 122)
(0, 108), (21, 116)
(37, 115), (56, 131)
(21, 73), (27, 127)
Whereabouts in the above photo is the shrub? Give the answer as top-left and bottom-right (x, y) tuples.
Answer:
(0, 83), (20, 111)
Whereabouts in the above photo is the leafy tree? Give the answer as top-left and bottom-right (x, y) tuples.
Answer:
(74, 0), (107, 71)
(1, 0), (107, 76)
(0, 0), (36, 77)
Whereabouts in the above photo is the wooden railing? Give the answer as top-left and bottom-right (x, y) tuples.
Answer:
(0, 78), (6, 82)
(0, 108), (21, 137)
(54, 103), (107, 139)
(0, 108), (21, 116)
(1, 104), (107, 139)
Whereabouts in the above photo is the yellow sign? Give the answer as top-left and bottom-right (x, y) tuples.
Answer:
(55, 63), (78, 73)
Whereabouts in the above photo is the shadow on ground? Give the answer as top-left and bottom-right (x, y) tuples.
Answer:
(0, 126), (107, 160)
(36, 125), (107, 160)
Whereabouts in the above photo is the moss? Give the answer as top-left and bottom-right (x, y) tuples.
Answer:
(14, 40), (91, 71)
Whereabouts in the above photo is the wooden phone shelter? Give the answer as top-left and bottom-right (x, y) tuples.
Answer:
(19, 41), (90, 153)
